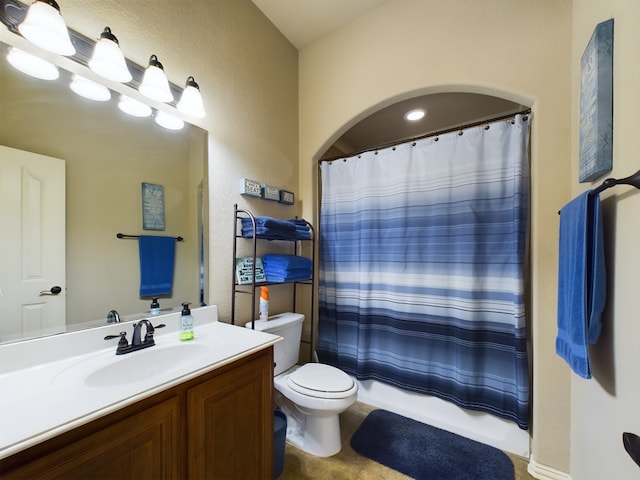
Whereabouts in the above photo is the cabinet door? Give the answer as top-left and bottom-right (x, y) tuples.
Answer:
(188, 349), (273, 479)
(2, 396), (180, 480)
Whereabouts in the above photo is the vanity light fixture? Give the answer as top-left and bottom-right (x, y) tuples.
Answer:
(177, 76), (206, 118)
(6, 46), (59, 80)
(88, 27), (132, 83)
(18, 0), (75, 56)
(404, 108), (426, 122)
(139, 54), (173, 103)
(155, 110), (184, 130)
(118, 94), (152, 117)
(69, 74), (111, 102)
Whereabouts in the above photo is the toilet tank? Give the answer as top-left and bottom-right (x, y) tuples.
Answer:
(246, 312), (304, 376)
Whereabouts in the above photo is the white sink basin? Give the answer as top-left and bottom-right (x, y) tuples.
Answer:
(53, 341), (217, 388)
(84, 344), (213, 387)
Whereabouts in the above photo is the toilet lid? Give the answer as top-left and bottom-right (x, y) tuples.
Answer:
(287, 363), (355, 398)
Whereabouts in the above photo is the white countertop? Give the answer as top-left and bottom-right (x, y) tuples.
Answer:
(0, 306), (280, 460)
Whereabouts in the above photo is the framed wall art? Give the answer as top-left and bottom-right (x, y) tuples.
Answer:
(579, 18), (614, 183)
(142, 182), (165, 231)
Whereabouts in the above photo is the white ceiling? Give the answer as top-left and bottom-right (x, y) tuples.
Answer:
(251, 0), (388, 49)
(251, 1), (528, 158)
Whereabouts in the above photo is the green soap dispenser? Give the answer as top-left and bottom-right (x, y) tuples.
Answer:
(179, 302), (195, 341)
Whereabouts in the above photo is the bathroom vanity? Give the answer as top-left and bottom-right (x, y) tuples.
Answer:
(0, 306), (280, 479)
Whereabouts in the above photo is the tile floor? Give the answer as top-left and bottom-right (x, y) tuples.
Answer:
(278, 401), (535, 480)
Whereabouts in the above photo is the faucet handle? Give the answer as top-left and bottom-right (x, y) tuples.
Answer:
(104, 331), (129, 348)
(143, 323), (166, 342)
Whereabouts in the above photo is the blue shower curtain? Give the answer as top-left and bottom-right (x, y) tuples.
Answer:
(318, 114), (530, 429)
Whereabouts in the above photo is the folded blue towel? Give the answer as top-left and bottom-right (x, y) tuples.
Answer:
(241, 226), (298, 240)
(263, 254), (313, 270)
(556, 191), (606, 379)
(289, 219), (311, 239)
(264, 266), (312, 276)
(241, 216), (314, 240)
(294, 229), (311, 240)
(264, 266), (312, 280)
(138, 235), (176, 297)
(242, 216), (296, 231)
(264, 271), (313, 283)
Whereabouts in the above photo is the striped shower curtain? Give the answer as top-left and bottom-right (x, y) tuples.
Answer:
(318, 114), (531, 429)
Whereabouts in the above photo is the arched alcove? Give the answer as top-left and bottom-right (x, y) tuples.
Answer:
(319, 91), (530, 160)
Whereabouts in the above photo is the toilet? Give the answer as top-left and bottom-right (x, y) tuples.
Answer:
(246, 312), (357, 457)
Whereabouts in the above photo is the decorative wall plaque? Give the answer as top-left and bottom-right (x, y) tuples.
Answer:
(142, 182), (165, 231)
(579, 18), (614, 183)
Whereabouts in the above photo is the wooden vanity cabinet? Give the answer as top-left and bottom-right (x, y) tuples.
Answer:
(0, 347), (274, 480)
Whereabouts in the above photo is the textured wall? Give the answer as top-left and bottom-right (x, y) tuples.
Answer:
(570, 2), (640, 479)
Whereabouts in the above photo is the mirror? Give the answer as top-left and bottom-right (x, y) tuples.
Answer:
(0, 40), (208, 344)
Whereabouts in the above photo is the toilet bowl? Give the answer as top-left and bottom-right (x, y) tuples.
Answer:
(274, 363), (358, 457)
(246, 313), (358, 457)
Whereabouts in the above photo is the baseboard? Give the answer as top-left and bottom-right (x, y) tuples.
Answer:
(527, 454), (571, 480)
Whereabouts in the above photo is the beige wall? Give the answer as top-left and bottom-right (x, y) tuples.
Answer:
(570, 2), (640, 479)
(58, 0), (299, 322)
(298, 0), (573, 474)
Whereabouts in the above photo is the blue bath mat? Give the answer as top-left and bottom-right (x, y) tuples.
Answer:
(350, 409), (514, 480)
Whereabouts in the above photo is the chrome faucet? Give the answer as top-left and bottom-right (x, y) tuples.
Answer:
(104, 320), (165, 355)
(106, 309), (121, 323)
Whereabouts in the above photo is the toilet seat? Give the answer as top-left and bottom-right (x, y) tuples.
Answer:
(287, 363), (355, 399)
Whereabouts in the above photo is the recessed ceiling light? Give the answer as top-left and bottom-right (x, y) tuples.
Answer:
(404, 108), (426, 122)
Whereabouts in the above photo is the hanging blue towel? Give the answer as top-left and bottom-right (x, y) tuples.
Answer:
(138, 235), (176, 297)
(556, 191), (606, 379)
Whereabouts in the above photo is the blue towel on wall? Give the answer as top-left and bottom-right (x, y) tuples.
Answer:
(556, 191), (606, 379)
(138, 235), (176, 297)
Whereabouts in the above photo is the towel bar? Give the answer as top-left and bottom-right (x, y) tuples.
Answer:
(557, 169), (640, 214)
(590, 169), (640, 195)
(117, 233), (184, 241)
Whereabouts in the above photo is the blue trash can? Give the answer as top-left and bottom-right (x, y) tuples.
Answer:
(274, 410), (287, 478)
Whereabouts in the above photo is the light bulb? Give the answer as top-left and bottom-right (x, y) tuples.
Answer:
(6, 47), (59, 80)
(18, 0), (75, 56)
(118, 95), (152, 117)
(88, 27), (132, 83)
(177, 76), (206, 118)
(139, 55), (173, 103)
(155, 111), (184, 130)
(69, 74), (111, 102)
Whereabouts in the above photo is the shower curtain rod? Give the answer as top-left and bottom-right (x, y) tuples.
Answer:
(318, 108), (532, 164)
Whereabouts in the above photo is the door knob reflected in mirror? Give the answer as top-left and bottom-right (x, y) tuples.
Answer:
(40, 286), (62, 295)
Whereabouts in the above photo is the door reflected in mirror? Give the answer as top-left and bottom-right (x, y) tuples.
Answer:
(0, 40), (208, 344)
